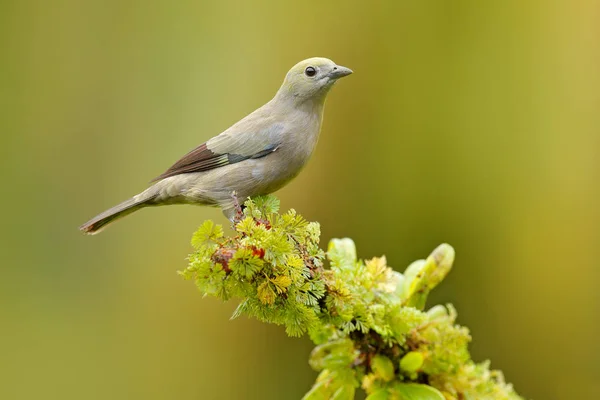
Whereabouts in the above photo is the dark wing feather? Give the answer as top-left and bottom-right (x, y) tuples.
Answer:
(151, 142), (278, 182)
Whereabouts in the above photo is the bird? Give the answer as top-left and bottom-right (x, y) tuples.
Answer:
(80, 57), (353, 235)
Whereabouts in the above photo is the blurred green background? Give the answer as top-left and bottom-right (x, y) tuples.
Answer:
(1, 1), (599, 399)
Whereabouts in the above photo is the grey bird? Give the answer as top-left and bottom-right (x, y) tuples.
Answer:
(80, 57), (352, 234)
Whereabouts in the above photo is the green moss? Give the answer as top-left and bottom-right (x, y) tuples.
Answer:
(180, 195), (524, 400)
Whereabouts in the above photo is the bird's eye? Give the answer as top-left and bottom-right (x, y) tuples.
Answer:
(305, 66), (316, 77)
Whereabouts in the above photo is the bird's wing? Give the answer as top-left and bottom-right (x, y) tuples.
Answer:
(151, 122), (284, 182)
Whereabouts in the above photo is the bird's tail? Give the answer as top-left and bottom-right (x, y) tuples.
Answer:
(79, 194), (155, 235)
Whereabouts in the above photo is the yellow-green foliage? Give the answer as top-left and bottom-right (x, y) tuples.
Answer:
(180, 195), (523, 400)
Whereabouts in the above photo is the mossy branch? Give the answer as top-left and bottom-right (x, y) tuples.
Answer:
(180, 195), (523, 400)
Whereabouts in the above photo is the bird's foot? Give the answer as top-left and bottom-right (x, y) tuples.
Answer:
(231, 191), (245, 226)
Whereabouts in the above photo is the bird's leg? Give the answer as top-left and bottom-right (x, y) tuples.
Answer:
(230, 191), (246, 226)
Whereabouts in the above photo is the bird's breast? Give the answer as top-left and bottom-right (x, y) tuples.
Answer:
(250, 114), (322, 193)
(281, 112), (322, 167)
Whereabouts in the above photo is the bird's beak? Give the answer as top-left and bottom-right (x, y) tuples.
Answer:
(329, 65), (353, 79)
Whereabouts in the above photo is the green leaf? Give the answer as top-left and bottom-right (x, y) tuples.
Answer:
(365, 389), (390, 400)
(250, 195), (280, 215)
(271, 275), (292, 294)
(309, 339), (356, 371)
(403, 244), (455, 309)
(301, 380), (329, 400)
(331, 384), (355, 400)
(230, 299), (249, 320)
(365, 256), (388, 279)
(392, 383), (445, 400)
(371, 355), (395, 382)
(425, 243), (455, 290)
(426, 305), (449, 321)
(236, 216), (257, 235)
(229, 248), (263, 278)
(285, 254), (305, 281)
(264, 231), (294, 265)
(242, 198), (260, 219)
(399, 352), (424, 373)
(257, 281), (276, 305)
(327, 238), (357, 269)
(306, 221), (321, 243)
(191, 220), (223, 249)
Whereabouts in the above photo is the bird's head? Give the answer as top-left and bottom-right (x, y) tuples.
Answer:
(277, 57), (352, 104)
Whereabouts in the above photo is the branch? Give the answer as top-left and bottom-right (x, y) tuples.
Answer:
(180, 195), (523, 400)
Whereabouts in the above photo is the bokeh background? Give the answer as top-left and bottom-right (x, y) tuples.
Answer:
(1, 1), (599, 399)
